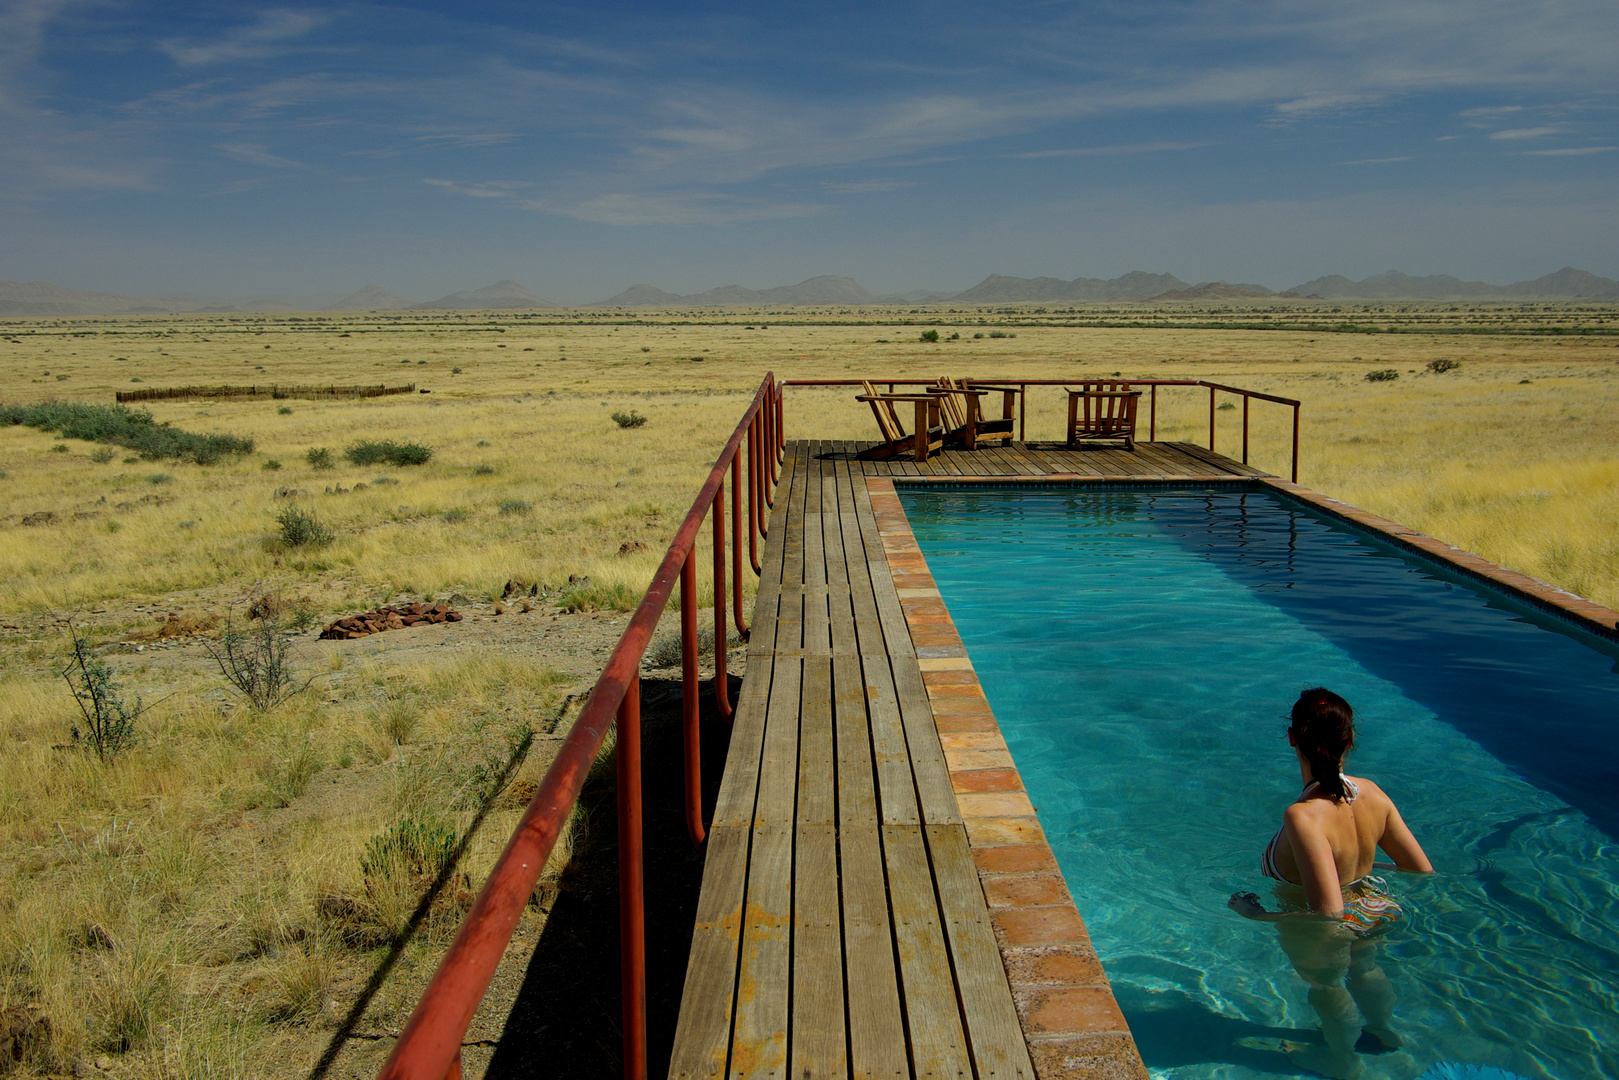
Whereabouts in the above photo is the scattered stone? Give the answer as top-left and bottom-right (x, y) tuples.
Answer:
(247, 595), (281, 621)
(617, 540), (645, 557)
(319, 603), (461, 640)
(0, 1005), (51, 1069)
(272, 487), (310, 498)
(20, 512), (54, 527)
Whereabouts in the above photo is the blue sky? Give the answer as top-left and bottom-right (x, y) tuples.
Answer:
(2, 0), (1617, 302)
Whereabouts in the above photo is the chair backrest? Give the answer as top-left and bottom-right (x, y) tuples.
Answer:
(860, 380), (905, 442)
(933, 377), (968, 430)
(1072, 381), (1136, 434)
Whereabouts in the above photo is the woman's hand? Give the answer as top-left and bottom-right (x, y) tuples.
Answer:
(1228, 891), (1268, 919)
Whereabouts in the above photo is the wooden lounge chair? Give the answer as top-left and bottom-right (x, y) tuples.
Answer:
(856, 380), (944, 461)
(1066, 380), (1142, 450)
(930, 377), (1019, 449)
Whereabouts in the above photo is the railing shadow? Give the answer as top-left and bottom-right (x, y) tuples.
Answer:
(483, 674), (737, 1080)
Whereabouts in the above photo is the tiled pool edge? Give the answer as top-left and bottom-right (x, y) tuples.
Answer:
(865, 476), (1151, 1080)
(1259, 478), (1619, 642)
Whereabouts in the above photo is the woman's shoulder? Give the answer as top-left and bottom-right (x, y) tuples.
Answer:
(1344, 774), (1395, 806)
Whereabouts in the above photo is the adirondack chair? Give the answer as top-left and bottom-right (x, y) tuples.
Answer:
(1066, 380), (1142, 450)
(930, 377), (1019, 449)
(856, 380), (945, 461)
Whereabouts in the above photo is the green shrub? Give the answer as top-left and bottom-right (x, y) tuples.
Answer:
(472, 464), (496, 476)
(498, 499), (532, 515)
(345, 440), (432, 466)
(0, 401), (251, 463)
(277, 405), (293, 415)
(50, 443), (68, 453)
(147, 473), (173, 484)
(361, 817), (458, 895)
(306, 447), (334, 469)
(611, 410), (647, 429)
(441, 508), (469, 523)
(205, 614), (313, 710)
(276, 503), (333, 547)
(1427, 358), (1460, 374)
(90, 447), (115, 463)
(988, 330), (1008, 339)
(62, 633), (143, 760)
(919, 329), (940, 342)
(262, 458), (282, 470)
(1365, 369), (1400, 382)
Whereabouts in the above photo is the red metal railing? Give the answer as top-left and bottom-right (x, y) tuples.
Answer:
(788, 377), (1302, 482)
(377, 373), (784, 1080)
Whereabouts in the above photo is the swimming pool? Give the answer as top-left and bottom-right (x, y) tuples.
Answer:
(899, 484), (1619, 1080)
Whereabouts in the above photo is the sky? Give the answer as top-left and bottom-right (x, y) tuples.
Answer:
(2, 0), (1617, 303)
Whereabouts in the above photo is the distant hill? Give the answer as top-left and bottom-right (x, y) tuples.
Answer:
(412, 280), (557, 309)
(0, 280), (205, 316)
(594, 275), (878, 307)
(326, 285), (410, 311)
(951, 271), (1191, 303)
(1148, 282), (1278, 302)
(1287, 267), (1619, 300)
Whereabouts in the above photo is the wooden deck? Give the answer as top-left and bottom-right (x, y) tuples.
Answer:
(667, 440), (1264, 1079)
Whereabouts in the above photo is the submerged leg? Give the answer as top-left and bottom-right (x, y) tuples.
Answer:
(1347, 939), (1402, 1052)
(1276, 924), (1363, 1080)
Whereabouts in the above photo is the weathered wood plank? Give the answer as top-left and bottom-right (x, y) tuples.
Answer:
(797, 656), (835, 827)
(711, 650), (776, 829)
(753, 658), (802, 828)
(667, 825), (752, 1080)
(730, 826), (792, 1079)
(861, 654), (921, 827)
(791, 824), (846, 1079)
(927, 824), (1036, 1080)
(890, 658), (962, 827)
(884, 824), (975, 1080)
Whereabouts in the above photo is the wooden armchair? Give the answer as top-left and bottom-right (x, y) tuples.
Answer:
(1066, 381), (1142, 450)
(930, 377), (1020, 449)
(856, 380), (945, 461)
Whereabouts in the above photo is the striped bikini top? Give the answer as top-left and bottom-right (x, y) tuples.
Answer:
(1260, 776), (1361, 884)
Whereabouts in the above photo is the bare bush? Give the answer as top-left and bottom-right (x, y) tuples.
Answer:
(205, 614), (313, 710)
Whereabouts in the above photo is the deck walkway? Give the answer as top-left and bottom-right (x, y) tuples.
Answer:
(667, 440), (1264, 1079)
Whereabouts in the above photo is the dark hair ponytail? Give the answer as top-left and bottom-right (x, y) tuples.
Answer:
(1290, 688), (1355, 802)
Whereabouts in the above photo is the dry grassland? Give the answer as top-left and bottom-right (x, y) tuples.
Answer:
(0, 305), (1615, 1078)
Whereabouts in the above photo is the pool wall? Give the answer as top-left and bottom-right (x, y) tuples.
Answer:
(866, 471), (1619, 1078)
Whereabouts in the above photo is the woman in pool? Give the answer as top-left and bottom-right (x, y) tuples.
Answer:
(1228, 687), (1433, 1080)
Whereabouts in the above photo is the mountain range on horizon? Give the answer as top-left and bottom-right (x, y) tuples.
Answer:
(3, 267), (1616, 317)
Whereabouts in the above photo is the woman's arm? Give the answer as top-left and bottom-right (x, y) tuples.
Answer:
(1284, 805), (1345, 915)
(1376, 802), (1433, 873)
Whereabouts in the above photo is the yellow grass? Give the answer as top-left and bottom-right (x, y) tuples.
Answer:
(1, 304), (1616, 1077)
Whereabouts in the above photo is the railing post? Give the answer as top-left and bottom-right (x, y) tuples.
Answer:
(446, 1052), (462, 1080)
(680, 553), (705, 846)
(1019, 383), (1027, 441)
(749, 419), (764, 566)
(616, 676), (646, 1080)
(1292, 404), (1300, 483)
(731, 450), (749, 636)
(1150, 384), (1157, 442)
(1242, 394), (1250, 464)
(712, 487), (732, 720)
(1208, 384), (1216, 451)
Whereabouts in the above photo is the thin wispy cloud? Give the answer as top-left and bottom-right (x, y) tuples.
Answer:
(1013, 141), (1209, 159)
(161, 9), (325, 67)
(1342, 156), (1413, 165)
(1523, 145), (1616, 156)
(218, 143), (304, 169)
(1491, 127), (1563, 140)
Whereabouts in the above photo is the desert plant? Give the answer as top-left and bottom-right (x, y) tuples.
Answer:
(276, 503), (333, 547)
(147, 473), (173, 484)
(89, 446), (115, 464)
(50, 443), (68, 453)
(0, 400), (251, 462)
(205, 614), (313, 710)
(62, 631), (143, 760)
(277, 405), (293, 415)
(345, 440), (432, 466)
(498, 499), (532, 516)
(286, 600), (320, 632)
(919, 329), (940, 342)
(1427, 358), (1461, 374)
(306, 446), (334, 468)
(1365, 369), (1400, 382)
(441, 508), (469, 523)
(472, 464), (496, 476)
(262, 741), (323, 807)
(262, 458), (282, 470)
(611, 410), (647, 429)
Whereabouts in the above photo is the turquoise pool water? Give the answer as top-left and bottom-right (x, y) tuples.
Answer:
(898, 485), (1619, 1080)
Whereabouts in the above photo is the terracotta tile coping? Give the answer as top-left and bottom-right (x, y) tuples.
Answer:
(866, 475), (1150, 1080)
